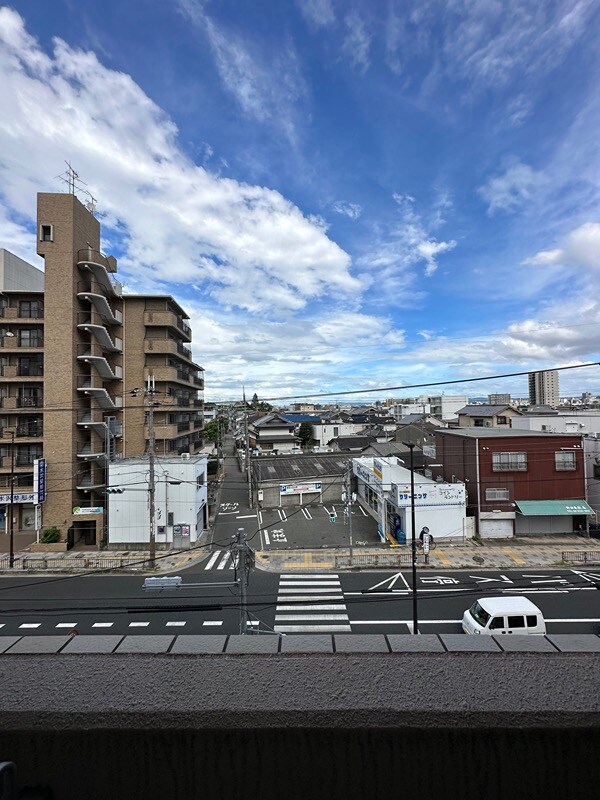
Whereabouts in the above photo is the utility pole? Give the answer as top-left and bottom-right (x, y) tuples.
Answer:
(8, 429), (15, 569)
(147, 375), (157, 568)
(243, 388), (252, 509)
(131, 378), (157, 568)
(344, 462), (354, 566)
(403, 440), (418, 634)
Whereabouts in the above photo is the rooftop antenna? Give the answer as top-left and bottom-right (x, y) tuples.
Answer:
(54, 161), (98, 215)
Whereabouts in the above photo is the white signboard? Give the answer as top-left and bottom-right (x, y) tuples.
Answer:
(0, 493), (34, 504)
(73, 506), (104, 515)
(394, 482), (465, 508)
(280, 483), (322, 495)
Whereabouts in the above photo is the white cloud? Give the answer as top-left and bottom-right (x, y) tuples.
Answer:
(478, 161), (544, 215)
(332, 200), (362, 220)
(0, 7), (359, 318)
(178, 0), (307, 143)
(342, 12), (371, 71)
(296, 0), (336, 28)
(525, 222), (600, 270)
(359, 193), (456, 289)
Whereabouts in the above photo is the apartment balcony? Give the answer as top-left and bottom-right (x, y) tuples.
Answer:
(144, 338), (199, 366)
(1, 365), (44, 380)
(191, 416), (204, 429)
(15, 453), (42, 468)
(77, 249), (122, 298)
(145, 423), (181, 440)
(77, 378), (117, 410)
(0, 306), (44, 321)
(0, 395), (43, 411)
(143, 311), (192, 342)
(77, 348), (122, 380)
(0, 336), (43, 352)
(144, 366), (201, 387)
(15, 424), (43, 439)
(77, 291), (123, 326)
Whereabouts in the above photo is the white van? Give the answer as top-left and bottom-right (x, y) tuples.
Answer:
(462, 596), (546, 635)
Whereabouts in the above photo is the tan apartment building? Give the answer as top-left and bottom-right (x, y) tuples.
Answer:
(0, 192), (204, 547)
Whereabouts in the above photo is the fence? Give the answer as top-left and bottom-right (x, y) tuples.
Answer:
(335, 552), (424, 568)
(0, 555), (149, 571)
(562, 550), (600, 565)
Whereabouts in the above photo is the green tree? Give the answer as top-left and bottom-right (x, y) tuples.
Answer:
(298, 421), (313, 448)
(203, 417), (227, 445)
(251, 392), (259, 408)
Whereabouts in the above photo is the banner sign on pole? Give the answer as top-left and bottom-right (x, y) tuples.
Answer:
(33, 458), (47, 504)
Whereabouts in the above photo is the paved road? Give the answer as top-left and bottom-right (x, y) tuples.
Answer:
(0, 567), (598, 636)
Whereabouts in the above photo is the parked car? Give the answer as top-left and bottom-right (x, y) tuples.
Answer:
(462, 596), (546, 635)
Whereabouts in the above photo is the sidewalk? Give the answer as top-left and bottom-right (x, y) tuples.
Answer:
(255, 536), (600, 572)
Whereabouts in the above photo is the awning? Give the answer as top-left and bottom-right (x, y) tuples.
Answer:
(515, 499), (594, 516)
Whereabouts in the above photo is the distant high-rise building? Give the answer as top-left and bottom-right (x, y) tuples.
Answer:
(528, 370), (559, 408)
(488, 393), (511, 405)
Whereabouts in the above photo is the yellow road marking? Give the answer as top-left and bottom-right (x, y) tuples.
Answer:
(503, 548), (525, 564)
(436, 550), (451, 565)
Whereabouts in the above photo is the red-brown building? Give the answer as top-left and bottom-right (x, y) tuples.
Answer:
(433, 428), (592, 538)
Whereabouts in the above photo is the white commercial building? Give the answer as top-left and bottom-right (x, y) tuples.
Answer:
(108, 455), (208, 549)
(353, 456), (468, 543)
(511, 412), (600, 435)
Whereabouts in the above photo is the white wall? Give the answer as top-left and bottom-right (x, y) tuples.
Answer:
(313, 422), (364, 446)
(584, 436), (600, 519)
(108, 456), (208, 546)
(512, 414), (600, 435)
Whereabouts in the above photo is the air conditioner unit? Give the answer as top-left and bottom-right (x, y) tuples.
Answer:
(181, 453), (191, 460)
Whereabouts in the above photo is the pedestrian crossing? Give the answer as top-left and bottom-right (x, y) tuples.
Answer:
(274, 573), (351, 633)
(204, 550), (237, 570)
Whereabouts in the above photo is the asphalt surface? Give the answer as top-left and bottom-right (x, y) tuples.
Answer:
(0, 442), (598, 636)
(0, 566), (598, 636)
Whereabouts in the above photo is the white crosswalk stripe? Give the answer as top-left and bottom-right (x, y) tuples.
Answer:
(274, 574), (350, 634)
(204, 550), (236, 570)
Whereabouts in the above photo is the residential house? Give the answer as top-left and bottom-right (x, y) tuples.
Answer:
(245, 412), (300, 453)
(433, 428), (592, 538)
(456, 404), (522, 428)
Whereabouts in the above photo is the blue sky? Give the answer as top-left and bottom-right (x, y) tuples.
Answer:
(1, 0), (599, 400)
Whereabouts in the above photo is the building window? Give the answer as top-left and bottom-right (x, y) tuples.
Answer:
(18, 301), (43, 319)
(594, 464), (600, 480)
(492, 451), (527, 471)
(196, 473), (205, 488)
(18, 329), (43, 348)
(485, 488), (509, 501)
(40, 224), (53, 242)
(555, 451), (576, 471)
(496, 416), (507, 425)
(333, 427), (339, 437)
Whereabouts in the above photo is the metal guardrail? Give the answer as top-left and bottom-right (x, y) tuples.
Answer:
(562, 550), (600, 565)
(335, 553), (423, 568)
(0, 556), (148, 571)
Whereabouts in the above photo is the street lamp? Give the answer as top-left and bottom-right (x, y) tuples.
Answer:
(402, 440), (418, 634)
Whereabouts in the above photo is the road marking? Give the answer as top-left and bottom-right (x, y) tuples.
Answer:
(202, 621), (223, 627)
(264, 530), (270, 545)
(55, 623), (77, 628)
(276, 595), (343, 602)
(205, 551), (221, 570)
(358, 506), (368, 516)
(286, 574), (335, 579)
(258, 511), (263, 526)
(19, 623), (40, 629)
(304, 508), (313, 519)
(277, 604), (348, 612)
(281, 508), (287, 521)
(276, 613), (349, 621)
(275, 624), (351, 633)
(323, 506), (331, 515)
(129, 622), (150, 627)
(217, 551), (231, 570)
(279, 587), (341, 593)
(166, 621), (186, 627)
(0, 624), (4, 629)
(351, 620), (412, 625)
(279, 581), (340, 587)
(236, 514), (257, 520)
(218, 511), (239, 515)
(546, 618), (600, 623)
(503, 549), (526, 565)
(436, 550), (452, 565)
(92, 622), (113, 628)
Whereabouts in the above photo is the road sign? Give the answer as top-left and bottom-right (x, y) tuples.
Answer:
(33, 458), (46, 504)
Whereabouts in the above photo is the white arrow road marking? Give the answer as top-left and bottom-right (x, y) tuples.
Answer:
(469, 574), (513, 584)
(522, 575), (569, 584)
(571, 570), (600, 583)
(366, 572), (410, 592)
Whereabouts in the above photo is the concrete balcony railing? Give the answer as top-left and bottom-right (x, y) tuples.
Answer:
(143, 311), (192, 342)
(77, 248), (122, 298)
(0, 306), (44, 321)
(144, 339), (197, 365)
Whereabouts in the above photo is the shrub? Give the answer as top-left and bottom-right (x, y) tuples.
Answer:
(40, 527), (61, 544)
